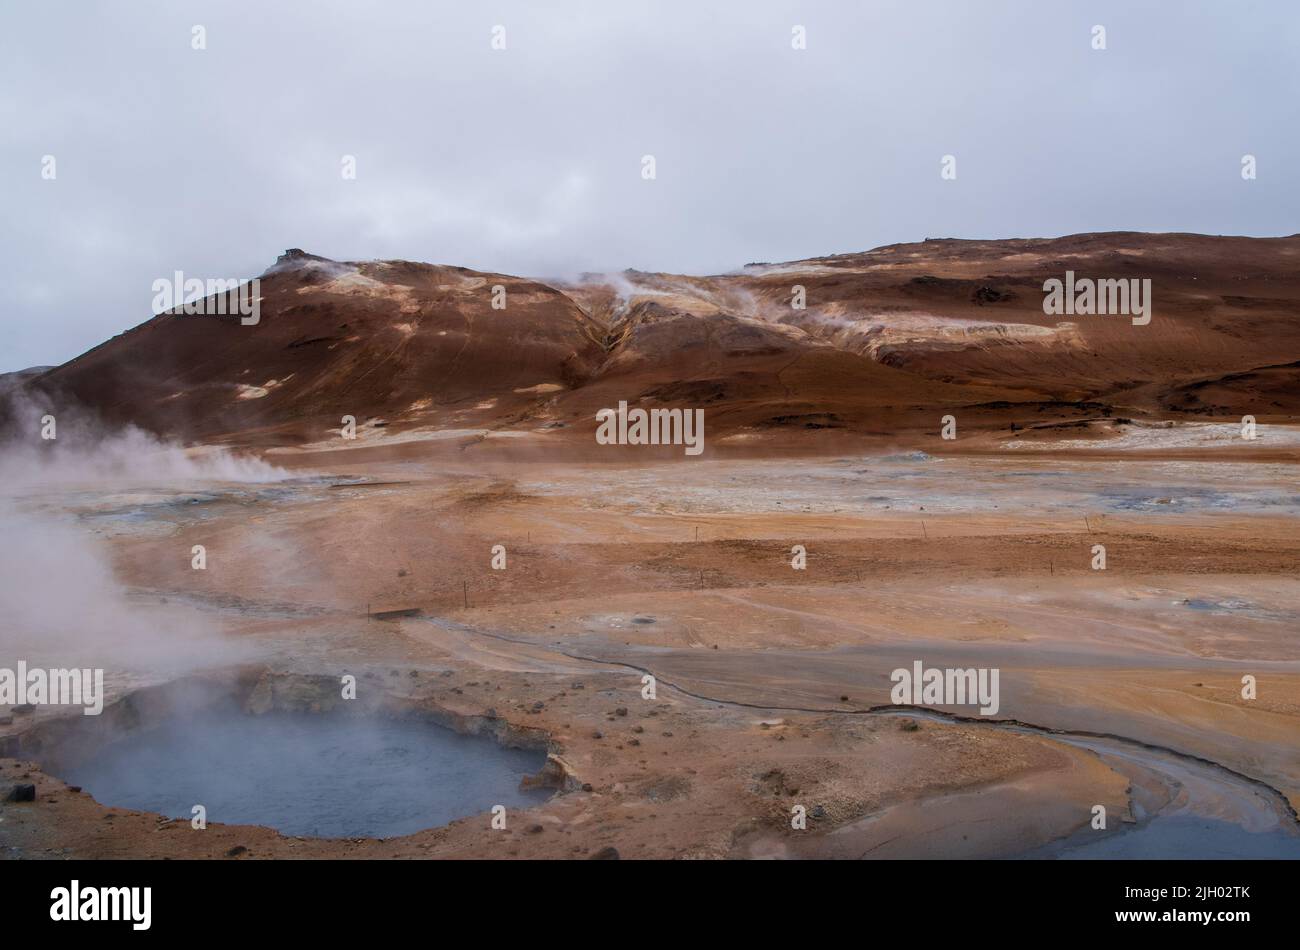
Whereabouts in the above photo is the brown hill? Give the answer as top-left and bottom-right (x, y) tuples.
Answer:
(17, 250), (605, 446)
(11, 233), (1300, 455)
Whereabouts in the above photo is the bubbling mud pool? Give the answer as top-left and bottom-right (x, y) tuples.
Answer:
(53, 710), (550, 839)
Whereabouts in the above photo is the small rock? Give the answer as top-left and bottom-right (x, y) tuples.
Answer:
(7, 784), (36, 802)
(589, 846), (620, 860)
(614, 707), (628, 717)
(226, 845), (248, 857)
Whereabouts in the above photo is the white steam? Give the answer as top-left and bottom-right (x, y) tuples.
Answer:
(1, 395), (286, 488)
(0, 397), (284, 676)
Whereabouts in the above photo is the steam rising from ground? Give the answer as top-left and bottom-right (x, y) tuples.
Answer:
(0, 398), (286, 674)
(0, 397), (285, 487)
(0, 502), (249, 672)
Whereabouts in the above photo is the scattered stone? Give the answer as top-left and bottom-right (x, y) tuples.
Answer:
(812, 805), (827, 819)
(571, 682), (585, 690)
(900, 719), (919, 732)
(972, 285), (1014, 305)
(840, 695), (849, 702)
(532, 701), (545, 711)
(226, 845), (248, 857)
(7, 784), (36, 802)
(527, 824), (544, 834)
(614, 707), (628, 717)
(581, 783), (593, 792)
(592, 731), (604, 740)
(589, 846), (620, 860)
(632, 725), (644, 733)
(628, 738), (641, 747)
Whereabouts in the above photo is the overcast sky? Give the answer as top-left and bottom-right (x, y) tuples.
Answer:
(2, 1), (1296, 371)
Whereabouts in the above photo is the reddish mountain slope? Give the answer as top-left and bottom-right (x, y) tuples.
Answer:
(10, 233), (1299, 453)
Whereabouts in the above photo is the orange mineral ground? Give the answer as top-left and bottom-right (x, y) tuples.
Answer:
(2, 231), (1298, 859)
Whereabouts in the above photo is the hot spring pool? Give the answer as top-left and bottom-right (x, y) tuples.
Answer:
(56, 710), (551, 838)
